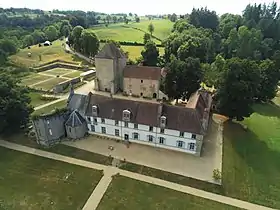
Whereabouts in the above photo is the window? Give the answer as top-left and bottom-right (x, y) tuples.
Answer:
(141, 79), (143, 83)
(134, 123), (138, 129)
(94, 118), (97, 123)
(179, 132), (184, 137)
(123, 110), (131, 121)
(49, 129), (52, 136)
(115, 129), (120, 136)
(87, 117), (91, 122)
(149, 126), (153, 132)
(159, 137), (165, 144)
(160, 116), (166, 125)
(91, 125), (95, 132)
(133, 132), (139, 140)
(101, 127), (106, 134)
(189, 143), (195, 151)
(69, 127), (71, 133)
(47, 120), (50, 125)
(115, 120), (119, 126)
(92, 105), (98, 116)
(160, 128), (164, 134)
(101, 118), (105, 124)
(177, 140), (185, 148)
(124, 122), (128, 127)
(140, 92), (143, 96)
(148, 135), (154, 142)
(191, 134), (196, 139)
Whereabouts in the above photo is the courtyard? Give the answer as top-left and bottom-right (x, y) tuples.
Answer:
(64, 117), (222, 183)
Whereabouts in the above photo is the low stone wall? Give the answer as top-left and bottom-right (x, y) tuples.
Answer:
(36, 59), (79, 68)
(53, 77), (81, 93)
(35, 63), (89, 72)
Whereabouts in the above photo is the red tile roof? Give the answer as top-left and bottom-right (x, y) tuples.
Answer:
(123, 65), (161, 80)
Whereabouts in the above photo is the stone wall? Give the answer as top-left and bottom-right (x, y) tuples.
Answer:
(53, 77), (81, 93)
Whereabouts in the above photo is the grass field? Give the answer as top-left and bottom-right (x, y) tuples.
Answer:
(28, 91), (57, 107)
(21, 74), (52, 86)
(0, 147), (103, 210)
(32, 99), (67, 115)
(43, 68), (73, 76)
(9, 40), (81, 67)
(63, 70), (83, 78)
(97, 175), (241, 210)
(33, 77), (68, 91)
(121, 45), (164, 61)
(222, 98), (280, 209)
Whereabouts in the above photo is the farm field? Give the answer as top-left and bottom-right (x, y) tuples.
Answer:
(33, 77), (67, 91)
(0, 147), (103, 210)
(9, 40), (82, 67)
(222, 96), (280, 209)
(21, 74), (52, 86)
(121, 45), (164, 61)
(97, 175), (241, 210)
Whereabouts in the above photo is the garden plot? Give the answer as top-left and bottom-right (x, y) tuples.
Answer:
(33, 77), (68, 91)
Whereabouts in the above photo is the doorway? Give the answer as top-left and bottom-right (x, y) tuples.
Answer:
(124, 134), (129, 141)
(153, 93), (157, 98)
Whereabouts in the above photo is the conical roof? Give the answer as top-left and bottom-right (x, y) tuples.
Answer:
(65, 110), (86, 127)
(95, 43), (126, 59)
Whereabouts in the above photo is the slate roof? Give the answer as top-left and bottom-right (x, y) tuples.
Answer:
(68, 93), (87, 113)
(95, 43), (126, 59)
(84, 92), (212, 135)
(65, 110), (86, 127)
(123, 65), (162, 80)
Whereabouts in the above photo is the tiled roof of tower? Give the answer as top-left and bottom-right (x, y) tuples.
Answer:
(95, 43), (126, 59)
(65, 110), (86, 127)
(84, 92), (212, 135)
(123, 65), (162, 80)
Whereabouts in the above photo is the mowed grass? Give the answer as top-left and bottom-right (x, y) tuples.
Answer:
(21, 74), (52, 86)
(128, 19), (174, 41)
(32, 99), (67, 115)
(33, 77), (68, 91)
(63, 70), (83, 78)
(43, 68), (73, 76)
(9, 40), (80, 67)
(97, 175), (241, 210)
(121, 45), (164, 61)
(28, 91), (57, 107)
(222, 98), (280, 209)
(0, 147), (103, 210)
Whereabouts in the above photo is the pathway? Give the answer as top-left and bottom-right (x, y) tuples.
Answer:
(0, 140), (275, 210)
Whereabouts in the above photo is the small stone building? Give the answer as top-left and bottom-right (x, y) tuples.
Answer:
(65, 110), (88, 139)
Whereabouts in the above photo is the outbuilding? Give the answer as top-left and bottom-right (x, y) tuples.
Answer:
(65, 109), (88, 139)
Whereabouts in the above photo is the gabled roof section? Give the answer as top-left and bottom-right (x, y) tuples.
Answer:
(95, 43), (126, 59)
(123, 65), (161, 80)
(67, 93), (87, 114)
(65, 110), (86, 127)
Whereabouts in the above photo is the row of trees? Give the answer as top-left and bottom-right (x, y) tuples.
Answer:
(162, 2), (280, 120)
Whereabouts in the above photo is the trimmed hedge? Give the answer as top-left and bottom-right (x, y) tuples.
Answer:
(100, 39), (164, 47)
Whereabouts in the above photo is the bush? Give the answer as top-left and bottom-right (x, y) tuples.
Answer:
(122, 92), (129, 96)
(132, 94), (140, 98)
(212, 169), (222, 181)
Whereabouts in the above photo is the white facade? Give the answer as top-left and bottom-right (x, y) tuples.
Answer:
(85, 116), (203, 155)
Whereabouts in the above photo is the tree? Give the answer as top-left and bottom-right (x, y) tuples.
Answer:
(113, 16), (117, 23)
(0, 39), (17, 55)
(60, 20), (72, 37)
(215, 58), (260, 120)
(129, 13), (133, 16)
(143, 33), (151, 45)
(164, 56), (202, 101)
(22, 35), (34, 47)
(0, 73), (33, 134)
(44, 25), (58, 41)
(169, 13), (177, 22)
(135, 17), (140, 23)
(106, 15), (111, 24)
(189, 7), (219, 31)
(0, 49), (7, 66)
(148, 23), (154, 36)
(141, 41), (159, 66)
(80, 30), (99, 57)
(70, 25), (84, 52)
(31, 30), (46, 43)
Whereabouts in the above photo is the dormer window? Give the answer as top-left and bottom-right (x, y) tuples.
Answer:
(92, 105), (98, 116)
(123, 110), (131, 121)
(160, 116), (166, 128)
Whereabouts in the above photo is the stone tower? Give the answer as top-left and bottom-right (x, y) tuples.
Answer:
(95, 43), (127, 94)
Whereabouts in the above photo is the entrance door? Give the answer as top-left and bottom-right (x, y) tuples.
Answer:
(124, 134), (129, 141)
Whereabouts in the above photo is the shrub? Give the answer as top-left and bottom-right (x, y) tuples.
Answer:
(212, 169), (222, 181)
(132, 94), (140, 98)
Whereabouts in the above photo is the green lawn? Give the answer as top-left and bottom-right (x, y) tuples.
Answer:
(97, 175), (241, 210)
(32, 99), (67, 115)
(43, 68), (74, 76)
(33, 77), (68, 91)
(121, 45), (164, 61)
(0, 147), (103, 210)
(21, 74), (52, 86)
(222, 100), (280, 209)
(9, 40), (81, 67)
(63, 70), (83, 78)
(28, 91), (57, 107)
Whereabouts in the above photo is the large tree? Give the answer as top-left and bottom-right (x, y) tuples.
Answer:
(215, 58), (261, 120)
(141, 40), (159, 66)
(189, 7), (219, 31)
(69, 25), (84, 52)
(44, 25), (59, 41)
(148, 23), (154, 36)
(80, 30), (99, 57)
(0, 73), (33, 134)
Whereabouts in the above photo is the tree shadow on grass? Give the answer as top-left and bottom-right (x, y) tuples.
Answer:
(253, 102), (280, 118)
(223, 121), (280, 208)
